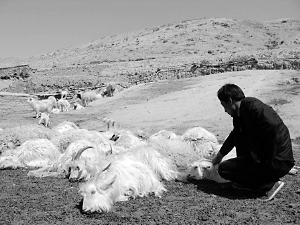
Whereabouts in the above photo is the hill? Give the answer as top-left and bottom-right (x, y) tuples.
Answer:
(1, 17), (300, 93)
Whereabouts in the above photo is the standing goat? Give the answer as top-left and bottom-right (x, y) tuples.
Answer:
(27, 97), (53, 118)
(39, 112), (51, 127)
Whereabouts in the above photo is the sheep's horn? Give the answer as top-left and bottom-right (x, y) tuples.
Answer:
(101, 162), (112, 172)
(72, 145), (94, 161)
(105, 144), (113, 156)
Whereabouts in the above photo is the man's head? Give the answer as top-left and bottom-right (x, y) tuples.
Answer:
(217, 84), (245, 117)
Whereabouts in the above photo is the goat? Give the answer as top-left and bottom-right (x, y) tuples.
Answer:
(79, 153), (167, 213)
(60, 90), (68, 99)
(57, 99), (70, 112)
(38, 112), (51, 127)
(73, 102), (84, 110)
(27, 97), (53, 118)
(101, 82), (116, 97)
(51, 121), (79, 134)
(0, 139), (61, 169)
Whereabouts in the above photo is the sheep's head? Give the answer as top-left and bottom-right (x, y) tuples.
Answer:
(68, 159), (90, 182)
(185, 160), (213, 180)
(27, 97), (34, 103)
(79, 163), (118, 213)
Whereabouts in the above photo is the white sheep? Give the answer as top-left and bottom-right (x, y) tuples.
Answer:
(50, 128), (112, 153)
(60, 90), (68, 99)
(51, 121), (79, 134)
(27, 97), (54, 118)
(68, 142), (111, 181)
(28, 139), (111, 179)
(73, 102), (84, 110)
(79, 154), (167, 213)
(57, 99), (70, 112)
(0, 124), (59, 154)
(181, 159), (229, 183)
(81, 90), (102, 107)
(101, 82), (116, 97)
(183, 145), (298, 182)
(39, 112), (51, 127)
(181, 127), (220, 160)
(0, 139), (61, 169)
(47, 96), (57, 108)
(149, 130), (179, 141)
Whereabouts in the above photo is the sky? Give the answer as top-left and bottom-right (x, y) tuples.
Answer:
(0, 0), (299, 59)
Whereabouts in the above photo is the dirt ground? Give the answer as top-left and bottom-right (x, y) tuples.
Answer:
(0, 70), (300, 224)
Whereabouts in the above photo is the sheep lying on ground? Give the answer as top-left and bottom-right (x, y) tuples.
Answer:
(149, 130), (179, 141)
(181, 127), (220, 160)
(0, 139), (61, 169)
(182, 159), (229, 183)
(0, 124), (59, 154)
(50, 128), (112, 153)
(79, 145), (174, 213)
(57, 99), (70, 112)
(28, 139), (110, 179)
(39, 113), (50, 127)
(183, 145), (298, 183)
(110, 129), (148, 153)
(73, 102), (84, 110)
(27, 97), (54, 118)
(51, 121), (79, 134)
(52, 108), (60, 114)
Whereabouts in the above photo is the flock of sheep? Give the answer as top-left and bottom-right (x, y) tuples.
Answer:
(26, 82), (117, 127)
(0, 110), (232, 213)
(0, 81), (298, 214)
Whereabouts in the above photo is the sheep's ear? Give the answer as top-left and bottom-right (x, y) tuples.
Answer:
(100, 175), (116, 190)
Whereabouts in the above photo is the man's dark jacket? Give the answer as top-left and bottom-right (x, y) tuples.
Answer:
(220, 97), (295, 177)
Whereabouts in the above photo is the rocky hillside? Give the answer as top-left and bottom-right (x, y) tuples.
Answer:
(2, 17), (300, 93)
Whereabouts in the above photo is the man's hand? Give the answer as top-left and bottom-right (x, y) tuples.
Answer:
(212, 152), (224, 165)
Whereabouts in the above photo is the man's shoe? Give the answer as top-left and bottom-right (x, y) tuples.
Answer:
(260, 181), (284, 202)
(232, 183), (257, 191)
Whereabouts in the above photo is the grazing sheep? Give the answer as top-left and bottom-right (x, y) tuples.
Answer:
(109, 129), (148, 153)
(79, 154), (167, 213)
(57, 99), (70, 112)
(101, 82), (116, 97)
(0, 139), (61, 169)
(39, 113), (51, 127)
(27, 97), (53, 118)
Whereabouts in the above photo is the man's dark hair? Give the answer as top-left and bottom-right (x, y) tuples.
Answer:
(217, 83), (245, 102)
